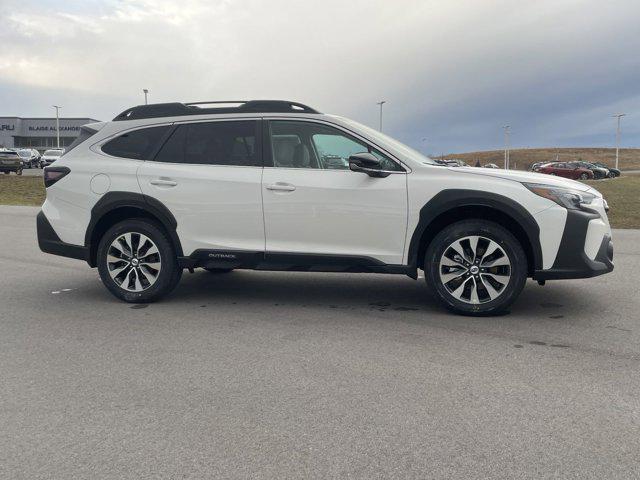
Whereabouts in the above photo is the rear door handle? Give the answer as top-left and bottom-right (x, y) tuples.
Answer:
(150, 179), (178, 187)
(265, 182), (296, 192)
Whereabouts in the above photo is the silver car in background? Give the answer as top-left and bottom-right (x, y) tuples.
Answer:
(40, 149), (64, 167)
(17, 149), (41, 168)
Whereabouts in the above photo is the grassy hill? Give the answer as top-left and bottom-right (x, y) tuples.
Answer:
(442, 148), (640, 171)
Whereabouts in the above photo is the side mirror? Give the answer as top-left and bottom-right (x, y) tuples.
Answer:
(348, 152), (389, 178)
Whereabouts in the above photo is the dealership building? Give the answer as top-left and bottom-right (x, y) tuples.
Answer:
(0, 116), (100, 152)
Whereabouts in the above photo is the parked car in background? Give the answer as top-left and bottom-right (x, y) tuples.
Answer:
(569, 161), (609, 179)
(40, 149), (64, 167)
(0, 149), (23, 175)
(436, 159), (469, 167)
(536, 162), (594, 180)
(483, 163), (500, 169)
(530, 162), (551, 172)
(593, 162), (621, 177)
(17, 149), (41, 168)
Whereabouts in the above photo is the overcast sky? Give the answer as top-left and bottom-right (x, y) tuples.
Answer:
(1, 0), (639, 153)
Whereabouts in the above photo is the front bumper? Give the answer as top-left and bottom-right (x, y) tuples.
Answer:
(37, 211), (88, 262)
(533, 208), (613, 280)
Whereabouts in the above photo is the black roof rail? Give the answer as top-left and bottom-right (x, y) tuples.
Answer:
(112, 100), (320, 121)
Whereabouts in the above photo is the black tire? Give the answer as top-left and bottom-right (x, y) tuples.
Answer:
(16, 169), (23, 176)
(424, 220), (527, 316)
(579, 173), (589, 180)
(204, 267), (233, 274)
(97, 218), (182, 303)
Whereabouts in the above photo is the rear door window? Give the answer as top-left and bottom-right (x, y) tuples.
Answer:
(154, 121), (261, 166)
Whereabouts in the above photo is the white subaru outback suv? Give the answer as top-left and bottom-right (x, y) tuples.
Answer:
(37, 100), (613, 315)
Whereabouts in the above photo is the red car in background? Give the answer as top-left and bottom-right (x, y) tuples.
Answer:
(536, 162), (594, 180)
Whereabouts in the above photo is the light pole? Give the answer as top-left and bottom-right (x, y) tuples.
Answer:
(376, 100), (386, 132)
(503, 125), (510, 169)
(143, 89), (149, 105)
(613, 113), (626, 170)
(53, 105), (61, 148)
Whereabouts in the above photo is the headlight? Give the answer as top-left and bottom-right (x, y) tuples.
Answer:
(523, 183), (596, 210)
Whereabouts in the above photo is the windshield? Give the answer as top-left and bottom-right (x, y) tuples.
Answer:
(332, 116), (438, 165)
(44, 150), (62, 157)
(18, 150), (31, 157)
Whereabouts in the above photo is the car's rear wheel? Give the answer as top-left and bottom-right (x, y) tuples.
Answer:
(424, 220), (527, 316)
(97, 219), (182, 303)
(579, 172), (589, 180)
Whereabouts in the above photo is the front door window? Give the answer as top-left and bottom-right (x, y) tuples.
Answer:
(268, 121), (402, 172)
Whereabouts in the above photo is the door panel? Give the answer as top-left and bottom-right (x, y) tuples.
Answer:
(137, 120), (265, 256)
(138, 163), (264, 255)
(262, 120), (408, 265)
(261, 168), (408, 265)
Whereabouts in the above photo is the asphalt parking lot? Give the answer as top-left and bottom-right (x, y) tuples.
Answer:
(1, 206), (639, 479)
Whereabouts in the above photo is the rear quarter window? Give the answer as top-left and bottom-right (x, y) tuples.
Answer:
(64, 126), (98, 155)
(102, 125), (170, 160)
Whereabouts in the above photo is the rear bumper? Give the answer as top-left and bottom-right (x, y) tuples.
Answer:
(533, 208), (613, 280)
(37, 211), (88, 262)
(0, 164), (22, 171)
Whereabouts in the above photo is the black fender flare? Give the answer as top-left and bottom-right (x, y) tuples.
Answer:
(407, 189), (543, 272)
(85, 192), (183, 266)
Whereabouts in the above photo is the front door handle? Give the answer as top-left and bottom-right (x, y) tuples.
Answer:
(265, 182), (296, 192)
(150, 178), (178, 187)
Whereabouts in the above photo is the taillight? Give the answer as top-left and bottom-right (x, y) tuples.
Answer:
(43, 166), (70, 188)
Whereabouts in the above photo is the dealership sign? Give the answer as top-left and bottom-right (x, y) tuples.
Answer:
(1, 124), (15, 131)
(28, 125), (81, 132)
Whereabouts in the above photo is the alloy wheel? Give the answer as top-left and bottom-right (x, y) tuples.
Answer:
(106, 232), (161, 292)
(438, 235), (511, 304)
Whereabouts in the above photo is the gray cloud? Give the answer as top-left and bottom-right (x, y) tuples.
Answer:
(1, 0), (638, 152)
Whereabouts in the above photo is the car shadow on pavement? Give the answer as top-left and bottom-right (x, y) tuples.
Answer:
(73, 268), (596, 335)
(157, 270), (592, 322)
(174, 269), (434, 311)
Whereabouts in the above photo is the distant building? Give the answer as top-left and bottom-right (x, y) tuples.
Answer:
(0, 116), (100, 152)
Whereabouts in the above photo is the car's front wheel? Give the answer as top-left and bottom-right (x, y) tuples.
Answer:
(579, 172), (589, 180)
(424, 220), (527, 315)
(97, 219), (182, 303)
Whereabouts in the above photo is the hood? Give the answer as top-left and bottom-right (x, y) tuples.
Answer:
(450, 166), (593, 192)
